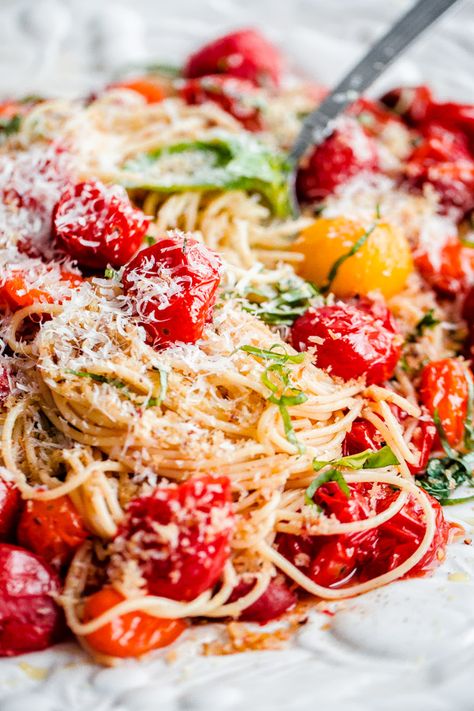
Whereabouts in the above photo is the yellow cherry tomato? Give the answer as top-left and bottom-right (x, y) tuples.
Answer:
(292, 216), (413, 298)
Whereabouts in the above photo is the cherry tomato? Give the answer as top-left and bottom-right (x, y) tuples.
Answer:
(426, 102), (474, 150)
(18, 496), (89, 568)
(296, 121), (379, 202)
(53, 180), (149, 270)
(109, 78), (166, 104)
(184, 29), (283, 88)
(83, 587), (185, 658)
(342, 419), (384, 456)
(115, 475), (233, 602)
(181, 75), (263, 131)
(415, 238), (474, 297)
(0, 544), (63, 656)
(0, 480), (21, 541)
(349, 97), (404, 137)
(228, 577), (296, 624)
(407, 418), (437, 475)
(290, 302), (401, 385)
(420, 358), (472, 448)
(122, 234), (222, 348)
(380, 85), (434, 125)
(0, 270), (83, 312)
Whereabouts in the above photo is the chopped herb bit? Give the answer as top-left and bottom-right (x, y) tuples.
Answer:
(375, 202), (382, 220)
(322, 223), (377, 293)
(145, 235), (156, 246)
(0, 114), (21, 136)
(313, 445), (399, 472)
(66, 369), (128, 391)
(151, 366), (168, 406)
(104, 267), (119, 279)
(243, 279), (320, 327)
(305, 469), (350, 506)
(407, 309), (439, 342)
(240, 344), (304, 364)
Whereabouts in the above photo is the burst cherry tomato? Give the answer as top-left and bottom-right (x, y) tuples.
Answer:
(420, 358), (472, 448)
(342, 419), (384, 456)
(18, 496), (89, 568)
(415, 238), (474, 297)
(0, 544), (63, 656)
(296, 121), (379, 202)
(184, 29), (283, 88)
(114, 475), (233, 602)
(0, 480), (21, 541)
(407, 418), (437, 475)
(122, 234), (222, 348)
(290, 302), (401, 385)
(181, 75), (263, 131)
(109, 78), (166, 103)
(0, 270), (83, 312)
(53, 180), (150, 270)
(349, 97), (404, 137)
(380, 85), (434, 124)
(83, 586), (186, 658)
(228, 577), (296, 624)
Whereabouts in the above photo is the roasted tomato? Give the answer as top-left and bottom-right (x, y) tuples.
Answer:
(292, 217), (413, 299)
(278, 482), (451, 589)
(109, 77), (166, 103)
(122, 233), (222, 348)
(291, 302), (401, 385)
(380, 85), (434, 125)
(17, 496), (89, 568)
(184, 29), (283, 88)
(0, 270), (83, 312)
(415, 238), (474, 297)
(53, 180), (150, 270)
(296, 121), (379, 202)
(342, 419), (384, 456)
(420, 358), (472, 448)
(114, 475), (233, 602)
(228, 577), (296, 624)
(349, 97), (404, 137)
(0, 544), (63, 656)
(0, 480), (21, 541)
(83, 587), (186, 658)
(181, 75), (263, 131)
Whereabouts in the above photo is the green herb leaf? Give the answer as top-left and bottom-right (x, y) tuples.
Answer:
(243, 279), (320, 327)
(240, 344), (305, 365)
(305, 468), (350, 506)
(104, 267), (119, 279)
(312, 445), (398, 472)
(322, 223), (377, 293)
(464, 374), (474, 450)
(0, 114), (21, 136)
(406, 309), (439, 343)
(121, 133), (292, 217)
(144, 235), (156, 246)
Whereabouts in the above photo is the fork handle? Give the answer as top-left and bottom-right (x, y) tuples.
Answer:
(290, 0), (459, 163)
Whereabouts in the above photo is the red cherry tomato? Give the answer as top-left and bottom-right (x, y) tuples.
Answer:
(17, 496), (89, 568)
(349, 97), (404, 137)
(290, 302), (401, 385)
(296, 121), (379, 202)
(278, 482), (451, 589)
(84, 587), (186, 658)
(407, 418), (437, 475)
(0, 270), (83, 312)
(115, 475), (233, 602)
(0, 544), (63, 656)
(342, 419), (384, 456)
(420, 358), (472, 448)
(415, 238), (474, 297)
(122, 234), (222, 348)
(380, 85), (434, 125)
(426, 102), (474, 150)
(0, 480), (21, 541)
(228, 577), (296, 624)
(181, 75), (262, 131)
(184, 29), (283, 88)
(109, 78), (166, 104)
(53, 180), (150, 270)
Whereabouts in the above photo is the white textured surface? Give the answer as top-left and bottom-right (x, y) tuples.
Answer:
(1, 0), (474, 709)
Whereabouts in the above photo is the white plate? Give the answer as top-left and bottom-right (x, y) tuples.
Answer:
(1, 1), (474, 709)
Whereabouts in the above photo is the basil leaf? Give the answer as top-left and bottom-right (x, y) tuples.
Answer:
(418, 456), (474, 503)
(406, 309), (439, 343)
(240, 344), (305, 365)
(0, 114), (21, 136)
(305, 468), (350, 506)
(121, 133), (292, 217)
(313, 445), (398, 472)
(322, 223), (376, 293)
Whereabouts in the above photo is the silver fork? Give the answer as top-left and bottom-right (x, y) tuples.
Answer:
(289, 0), (461, 213)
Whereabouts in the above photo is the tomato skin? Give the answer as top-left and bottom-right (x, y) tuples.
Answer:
(349, 97), (404, 137)
(122, 235), (222, 348)
(181, 75), (262, 131)
(0, 270), (83, 312)
(290, 303), (401, 385)
(228, 577), (296, 624)
(0, 480), (21, 541)
(109, 78), (166, 104)
(420, 358), (471, 448)
(415, 238), (474, 297)
(407, 418), (437, 475)
(342, 419), (384, 457)
(17, 496), (89, 568)
(184, 29), (283, 88)
(83, 587), (186, 658)
(0, 544), (63, 656)
(296, 122), (379, 201)
(278, 483), (451, 590)
(115, 476), (233, 602)
(53, 180), (149, 270)
(380, 85), (434, 125)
